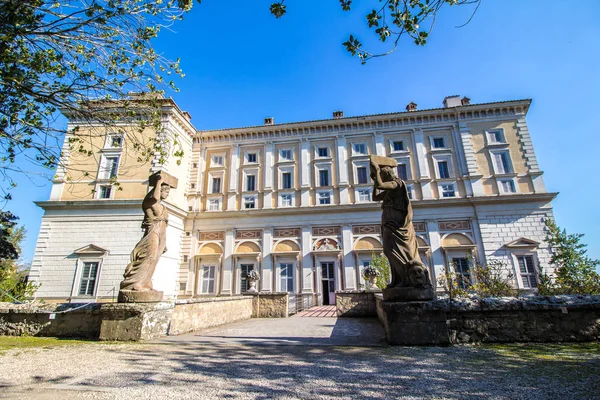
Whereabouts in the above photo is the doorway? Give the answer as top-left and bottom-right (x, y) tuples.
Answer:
(321, 262), (335, 305)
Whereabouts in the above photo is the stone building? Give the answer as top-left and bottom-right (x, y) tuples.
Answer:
(29, 95), (557, 305)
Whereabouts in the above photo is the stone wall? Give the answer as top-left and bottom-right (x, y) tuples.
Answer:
(377, 295), (600, 345)
(336, 290), (378, 317)
(245, 293), (288, 318)
(169, 296), (253, 335)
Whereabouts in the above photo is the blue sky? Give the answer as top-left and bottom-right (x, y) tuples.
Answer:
(7, 0), (600, 264)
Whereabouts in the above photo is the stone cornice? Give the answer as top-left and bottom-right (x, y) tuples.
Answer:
(197, 99), (531, 145)
(35, 199), (189, 219)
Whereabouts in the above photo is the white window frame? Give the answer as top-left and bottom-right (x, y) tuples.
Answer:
(71, 258), (103, 298)
(98, 155), (120, 180)
(199, 264), (217, 294)
(315, 145), (331, 159)
(317, 190), (332, 205)
(279, 261), (295, 293)
(439, 182), (457, 198)
(209, 172), (224, 194)
(279, 148), (293, 162)
(244, 172), (257, 192)
(432, 154), (455, 179)
(207, 198), (221, 212)
(353, 161), (370, 185)
(245, 151), (258, 164)
(498, 178), (518, 194)
(104, 133), (124, 149)
(512, 252), (539, 290)
(390, 139), (406, 153)
(280, 192), (294, 208)
(243, 195), (257, 209)
(490, 150), (514, 175)
(393, 156), (412, 181)
(406, 184), (414, 200)
(96, 184), (113, 200)
(486, 128), (507, 145)
(430, 135), (448, 150)
(316, 166), (331, 187)
(351, 142), (368, 156)
(279, 166), (294, 190)
(356, 188), (371, 203)
(211, 153), (225, 167)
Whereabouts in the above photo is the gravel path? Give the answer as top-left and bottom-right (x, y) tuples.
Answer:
(1, 341), (598, 400)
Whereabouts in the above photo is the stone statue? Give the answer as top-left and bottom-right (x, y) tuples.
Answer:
(370, 155), (433, 301)
(118, 172), (178, 303)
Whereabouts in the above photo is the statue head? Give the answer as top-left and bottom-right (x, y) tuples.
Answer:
(160, 183), (171, 200)
(380, 166), (395, 182)
(407, 260), (429, 288)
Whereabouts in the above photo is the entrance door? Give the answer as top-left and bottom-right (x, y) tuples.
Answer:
(321, 262), (335, 305)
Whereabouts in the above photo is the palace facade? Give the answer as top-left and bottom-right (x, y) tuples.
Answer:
(29, 95), (557, 306)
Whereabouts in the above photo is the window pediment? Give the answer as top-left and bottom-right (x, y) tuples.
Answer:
(73, 244), (109, 256)
(505, 238), (540, 249)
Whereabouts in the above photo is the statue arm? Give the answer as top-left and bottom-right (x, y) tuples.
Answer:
(371, 164), (398, 191)
(152, 174), (165, 202)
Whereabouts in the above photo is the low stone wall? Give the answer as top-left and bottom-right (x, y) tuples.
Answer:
(336, 290), (379, 317)
(169, 296), (253, 335)
(376, 295), (600, 345)
(99, 302), (174, 341)
(245, 293), (288, 318)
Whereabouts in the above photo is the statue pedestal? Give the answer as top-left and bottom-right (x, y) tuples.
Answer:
(118, 289), (164, 303)
(382, 286), (434, 302)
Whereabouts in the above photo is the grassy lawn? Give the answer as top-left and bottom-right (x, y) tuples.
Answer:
(0, 336), (120, 351)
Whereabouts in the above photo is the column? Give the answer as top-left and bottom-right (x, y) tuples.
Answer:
(220, 229), (235, 295)
(263, 141), (274, 209)
(457, 122), (484, 196)
(261, 228), (273, 292)
(427, 221), (445, 291)
(341, 224), (356, 290)
(412, 128), (433, 199)
(227, 144), (240, 210)
(301, 226), (314, 292)
(336, 135), (349, 204)
(300, 138), (311, 206)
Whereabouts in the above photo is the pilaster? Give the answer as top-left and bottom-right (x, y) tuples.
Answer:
(227, 144), (240, 211)
(412, 128), (433, 200)
(301, 226), (314, 292)
(221, 229), (235, 295)
(426, 220), (445, 292)
(336, 135), (350, 205)
(261, 228), (273, 292)
(263, 141), (274, 209)
(341, 224), (356, 290)
(374, 132), (385, 156)
(300, 138), (311, 206)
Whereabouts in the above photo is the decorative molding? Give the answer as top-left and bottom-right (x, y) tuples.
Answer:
(312, 226), (340, 236)
(352, 225), (381, 235)
(235, 229), (262, 239)
(439, 220), (471, 231)
(413, 222), (426, 232)
(273, 228), (301, 238)
(199, 231), (225, 241)
(515, 118), (541, 174)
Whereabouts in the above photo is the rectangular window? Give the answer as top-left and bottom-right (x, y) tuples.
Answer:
(244, 197), (256, 209)
(393, 141), (404, 151)
(281, 194), (293, 207)
(201, 265), (216, 294)
(319, 169), (329, 187)
(282, 172), (292, 189)
(406, 184), (413, 200)
(212, 155), (224, 167)
(397, 164), (408, 181)
(438, 161), (450, 179)
(493, 151), (512, 174)
(247, 153), (257, 163)
(452, 258), (471, 289)
(280, 263), (294, 292)
(78, 261), (99, 296)
(500, 179), (516, 193)
(110, 135), (123, 148)
(208, 199), (220, 211)
(280, 149), (292, 161)
(518, 255), (538, 288)
(246, 175), (256, 192)
(353, 143), (367, 155)
(432, 137), (445, 149)
(318, 147), (329, 157)
(356, 167), (368, 184)
(362, 260), (371, 268)
(318, 191), (331, 205)
(357, 189), (370, 202)
(441, 184), (455, 198)
(488, 129), (505, 144)
(240, 264), (254, 293)
(211, 177), (221, 194)
(100, 156), (119, 180)
(99, 185), (112, 199)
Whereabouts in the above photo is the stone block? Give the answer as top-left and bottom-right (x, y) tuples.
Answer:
(99, 302), (174, 341)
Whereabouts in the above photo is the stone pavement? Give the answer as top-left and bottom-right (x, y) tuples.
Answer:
(156, 312), (386, 346)
(295, 305), (337, 317)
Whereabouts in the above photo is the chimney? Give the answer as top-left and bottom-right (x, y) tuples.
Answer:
(461, 96), (471, 106)
(264, 117), (274, 125)
(333, 110), (344, 119)
(443, 95), (462, 108)
(406, 102), (417, 112)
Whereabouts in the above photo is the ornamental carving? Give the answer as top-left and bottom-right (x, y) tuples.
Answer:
(413, 222), (426, 232)
(312, 226), (340, 236)
(235, 230), (262, 239)
(313, 238), (340, 251)
(352, 225), (381, 235)
(199, 231), (225, 241)
(439, 220), (471, 231)
(273, 228), (301, 238)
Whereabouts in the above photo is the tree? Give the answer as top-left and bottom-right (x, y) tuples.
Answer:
(369, 252), (391, 290)
(0, 213), (38, 302)
(538, 220), (600, 295)
(270, 0), (482, 63)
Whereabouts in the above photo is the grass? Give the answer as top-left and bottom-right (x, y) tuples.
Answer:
(0, 336), (124, 352)
(483, 342), (600, 361)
